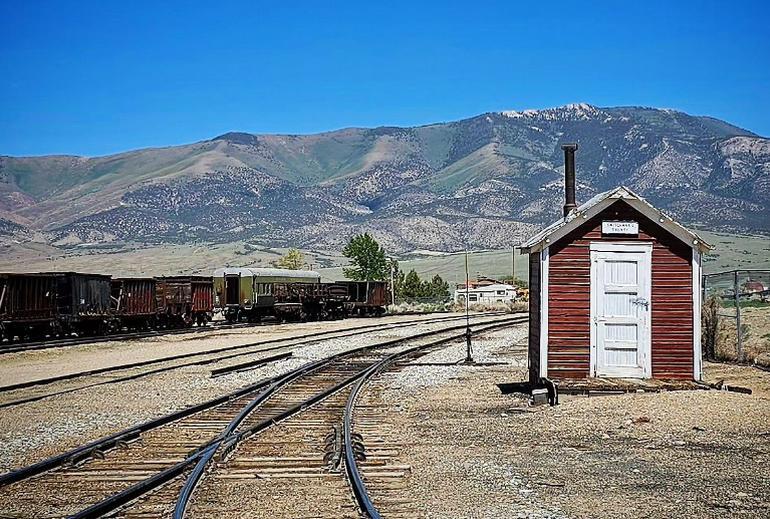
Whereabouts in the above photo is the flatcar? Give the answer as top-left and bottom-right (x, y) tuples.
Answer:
(156, 276), (214, 327)
(272, 282), (349, 321)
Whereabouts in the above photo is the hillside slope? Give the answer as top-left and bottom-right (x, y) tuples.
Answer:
(1, 103), (768, 253)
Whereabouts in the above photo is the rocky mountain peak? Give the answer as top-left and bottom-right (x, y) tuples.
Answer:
(212, 132), (259, 146)
(1, 105), (768, 253)
(501, 102), (604, 121)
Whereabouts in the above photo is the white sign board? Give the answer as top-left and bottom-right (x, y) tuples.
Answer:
(602, 220), (639, 235)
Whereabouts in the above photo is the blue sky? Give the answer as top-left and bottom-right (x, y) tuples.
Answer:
(1, 0), (768, 156)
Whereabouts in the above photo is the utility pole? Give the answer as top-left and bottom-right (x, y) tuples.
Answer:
(390, 260), (396, 306)
(734, 270), (743, 361)
(464, 249), (473, 363)
(511, 245), (516, 282)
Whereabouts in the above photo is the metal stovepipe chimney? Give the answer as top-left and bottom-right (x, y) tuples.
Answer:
(562, 143), (578, 217)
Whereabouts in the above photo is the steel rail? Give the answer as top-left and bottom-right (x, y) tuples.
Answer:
(0, 312), (503, 394)
(173, 317), (524, 519)
(0, 321), (255, 355)
(0, 375), (273, 488)
(0, 314), (519, 490)
(0, 309), (468, 355)
(61, 317), (523, 519)
(0, 314), (511, 410)
(341, 320), (520, 517)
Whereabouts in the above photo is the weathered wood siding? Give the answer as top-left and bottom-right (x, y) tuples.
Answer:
(546, 200), (693, 379)
(528, 252), (541, 384)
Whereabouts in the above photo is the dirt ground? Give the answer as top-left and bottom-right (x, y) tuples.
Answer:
(360, 329), (770, 519)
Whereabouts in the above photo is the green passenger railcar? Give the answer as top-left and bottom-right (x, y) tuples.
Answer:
(213, 267), (321, 322)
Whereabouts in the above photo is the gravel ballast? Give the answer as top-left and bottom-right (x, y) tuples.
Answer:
(0, 314), (506, 473)
(355, 327), (770, 519)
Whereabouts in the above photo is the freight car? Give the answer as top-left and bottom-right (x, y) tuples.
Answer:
(0, 273), (57, 341)
(1, 268), (390, 343)
(111, 277), (157, 330)
(0, 272), (112, 341)
(340, 281), (389, 316)
(213, 268), (323, 322)
(156, 276), (214, 327)
(47, 272), (113, 335)
(272, 282), (349, 321)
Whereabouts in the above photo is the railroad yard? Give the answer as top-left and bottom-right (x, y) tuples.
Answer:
(0, 313), (768, 518)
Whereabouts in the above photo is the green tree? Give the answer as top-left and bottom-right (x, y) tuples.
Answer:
(274, 248), (305, 270)
(402, 269), (423, 299)
(342, 233), (388, 281)
(427, 274), (450, 300)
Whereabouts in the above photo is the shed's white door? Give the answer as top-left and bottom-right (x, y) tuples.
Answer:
(590, 243), (652, 378)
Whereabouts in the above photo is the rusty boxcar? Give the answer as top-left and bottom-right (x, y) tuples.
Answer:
(155, 276), (214, 327)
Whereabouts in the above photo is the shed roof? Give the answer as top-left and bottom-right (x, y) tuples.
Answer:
(520, 186), (713, 254)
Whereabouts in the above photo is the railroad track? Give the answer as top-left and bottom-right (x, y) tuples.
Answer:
(0, 316), (524, 518)
(0, 312), (506, 409)
(0, 310), (455, 355)
(0, 320), (255, 355)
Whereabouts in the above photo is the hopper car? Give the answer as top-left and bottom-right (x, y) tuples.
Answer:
(156, 276), (214, 327)
(340, 281), (389, 316)
(111, 277), (157, 329)
(1, 272), (113, 340)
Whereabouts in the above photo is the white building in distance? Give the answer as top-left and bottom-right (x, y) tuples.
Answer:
(454, 283), (518, 305)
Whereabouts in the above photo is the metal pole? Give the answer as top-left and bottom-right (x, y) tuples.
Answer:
(390, 262), (396, 306)
(464, 249), (473, 363)
(734, 270), (743, 361)
(511, 246), (515, 282)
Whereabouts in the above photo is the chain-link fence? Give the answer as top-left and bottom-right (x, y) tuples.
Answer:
(702, 269), (770, 364)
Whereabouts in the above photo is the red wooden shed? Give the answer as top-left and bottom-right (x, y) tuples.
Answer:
(522, 145), (712, 383)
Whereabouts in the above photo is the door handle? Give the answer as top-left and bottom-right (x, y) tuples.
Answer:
(631, 297), (649, 309)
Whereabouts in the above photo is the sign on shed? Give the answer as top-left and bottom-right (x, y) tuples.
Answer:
(602, 220), (639, 235)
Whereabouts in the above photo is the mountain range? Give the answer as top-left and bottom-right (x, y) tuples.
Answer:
(1, 103), (768, 255)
